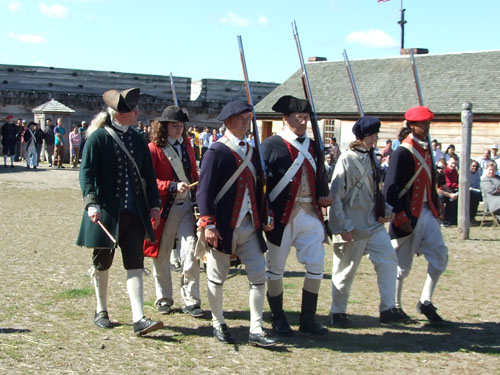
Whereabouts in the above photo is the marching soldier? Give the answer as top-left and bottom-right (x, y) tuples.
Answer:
(77, 88), (164, 335)
(328, 116), (410, 327)
(196, 101), (279, 347)
(384, 106), (448, 324)
(143, 106), (205, 318)
(262, 95), (332, 336)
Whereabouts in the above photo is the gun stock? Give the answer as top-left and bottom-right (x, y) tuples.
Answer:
(237, 35), (271, 226)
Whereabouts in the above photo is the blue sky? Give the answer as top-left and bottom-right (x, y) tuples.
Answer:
(2, 0), (499, 83)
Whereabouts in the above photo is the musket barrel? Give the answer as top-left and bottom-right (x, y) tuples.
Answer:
(169, 72), (179, 107)
(343, 50), (365, 117)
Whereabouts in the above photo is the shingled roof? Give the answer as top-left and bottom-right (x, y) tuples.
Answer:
(255, 50), (500, 119)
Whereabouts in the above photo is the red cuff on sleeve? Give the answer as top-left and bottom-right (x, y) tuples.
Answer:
(199, 215), (216, 228)
(393, 211), (409, 227)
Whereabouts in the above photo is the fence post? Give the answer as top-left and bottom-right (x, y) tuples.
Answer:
(458, 102), (473, 240)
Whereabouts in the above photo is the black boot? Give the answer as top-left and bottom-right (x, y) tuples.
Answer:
(267, 292), (293, 336)
(299, 289), (327, 335)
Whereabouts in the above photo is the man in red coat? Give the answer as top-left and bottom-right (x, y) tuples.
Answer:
(143, 106), (205, 318)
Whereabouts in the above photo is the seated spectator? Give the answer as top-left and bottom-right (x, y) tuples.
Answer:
(479, 148), (492, 176)
(431, 139), (442, 164)
(444, 144), (459, 167)
(480, 161), (500, 221)
(469, 160), (482, 221)
(441, 158), (459, 226)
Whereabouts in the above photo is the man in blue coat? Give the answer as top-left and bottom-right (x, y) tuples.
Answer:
(196, 101), (279, 347)
(77, 87), (164, 336)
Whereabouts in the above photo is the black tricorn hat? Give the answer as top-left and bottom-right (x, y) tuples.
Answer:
(102, 87), (140, 113)
(155, 106), (189, 122)
(272, 95), (311, 115)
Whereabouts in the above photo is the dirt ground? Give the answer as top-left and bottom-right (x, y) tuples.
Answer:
(0, 161), (499, 375)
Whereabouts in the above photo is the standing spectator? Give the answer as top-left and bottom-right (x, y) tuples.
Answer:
(217, 126), (224, 139)
(443, 157), (459, 225)
(2, 115), (16, 168)
(69, 124), (82, 168)
(490, 144), (499, 163)
(444, 144), (459, 167)
(431, 139), (442, 164)
(381, 139), (392, 158)
(211, 128), (218, 144)
(54, 118), (66, 168)
(391, 127), (410, 151)
(247, 133), (255, 148)
(200, 127), (212, 159)
(35, 122), (44, 166)
(480, 162), (500, 221)
(324, 153), (334, 183)
(14, 119), (24, 161)
(23, 121), (40, 169)
(327, 137), (341, 164)
(479, 148), (492, 175)
(469, 160), (482, 222)
(192, 127), (200, 160)
(43, 118), (56, 167)
(79, 120), (88, 160)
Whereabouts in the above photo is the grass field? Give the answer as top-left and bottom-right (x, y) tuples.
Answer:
(0, 164), (499, 375)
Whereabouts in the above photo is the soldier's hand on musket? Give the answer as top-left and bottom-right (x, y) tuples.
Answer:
(177, 182), (189, 194)
(262, 216), (274, 232)
(318, 191), (333, 207)
(88, 204), (101, 223)
(150, 208), (161, 229)
(340, 230), (353, 242)
(205, 227), (223, 248)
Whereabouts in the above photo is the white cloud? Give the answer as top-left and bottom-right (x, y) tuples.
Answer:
(258, 15), (268, 26)
(39, 2), (68, 18)
(219, 11), (250, 27)
(8, 1), (23, 12)
(9, 32), (46, 44)
(345, 29), (398, 48)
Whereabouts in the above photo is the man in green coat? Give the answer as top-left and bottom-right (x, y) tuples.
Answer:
(77, 87), (163, 336)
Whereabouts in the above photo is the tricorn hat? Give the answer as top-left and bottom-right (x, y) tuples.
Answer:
(102, 87), (140, 113)
(155, 106), (189, 122)
(272, 95), (311, 115)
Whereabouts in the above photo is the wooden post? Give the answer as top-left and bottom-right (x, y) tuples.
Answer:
(458, 102), (473, 240)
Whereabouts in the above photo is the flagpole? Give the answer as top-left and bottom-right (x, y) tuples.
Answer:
(398, 0), (406, 50)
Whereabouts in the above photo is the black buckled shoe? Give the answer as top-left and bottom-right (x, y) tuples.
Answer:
(416, 302), (444, 324)
(133, 317), (164, 336)
(329, 313), (352, 328)
(380, 307), (412, 324)
(182, 304), (206, 318)
(156, 300), (172, 315)
(248, 332), (281, 347)
(213, 324), (235, 344)
(93, 311), (113, 329)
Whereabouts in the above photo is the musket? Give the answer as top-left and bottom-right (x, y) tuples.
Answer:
(408, 49), (435, 165)
(291, 20), (325, 188)
(343, 49), (385, 219)
(343, 50), (365, 117)
(237, 35), (272, 226)
(169, 72), (179, 107)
